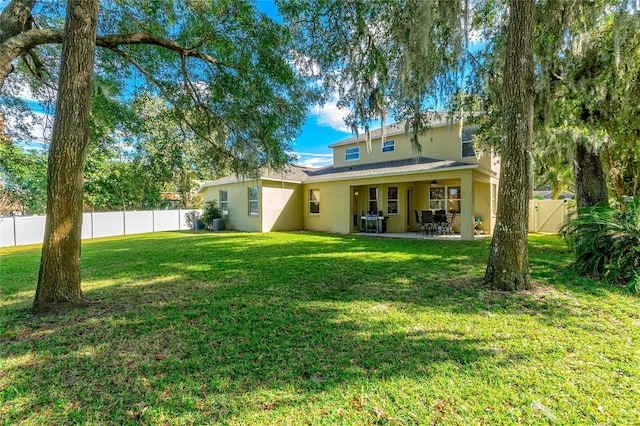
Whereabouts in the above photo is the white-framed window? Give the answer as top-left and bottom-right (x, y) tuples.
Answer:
(429, 186), (461, 213)
(345, 146), (360, 161)
(382, 140), (395, 153)
(248, 186), (259, 215)
(387, 186), (398, 214)
(461, 127), (477, 158)
(447, 186), (461, 213)
(429, 187), (446, 211)
(309, 189), (320, 214)
(219, 190), (228, 215)
(368, 187), (378, 213)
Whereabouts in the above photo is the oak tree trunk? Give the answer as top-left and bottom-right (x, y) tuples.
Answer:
(574, 143), (608, 208)
(484, 0), (535, 291)
(33, 0), (99, 312)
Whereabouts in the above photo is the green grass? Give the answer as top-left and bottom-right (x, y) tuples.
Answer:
(1, 231), (639, 425)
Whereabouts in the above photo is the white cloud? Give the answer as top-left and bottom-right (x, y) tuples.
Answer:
(5, 111), (52, 145)
(13, 85), (39, 103)
(293, 152), (333, 168)
(313, 100), (351, 133)
(289, 52), (321, 78)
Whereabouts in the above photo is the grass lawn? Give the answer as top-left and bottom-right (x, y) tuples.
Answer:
(1, 231), (639, 425)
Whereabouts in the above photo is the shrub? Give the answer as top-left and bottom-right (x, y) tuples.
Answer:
(561, 195), (640, 293)
(201, 200), (222, 229)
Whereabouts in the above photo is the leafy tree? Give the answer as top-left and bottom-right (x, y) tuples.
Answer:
(534, 1), (640, 206)
(281, 0), (535, 290)
(126, 93), (223, 209)
(0, 0), (310, 311)
(0, 140), (47, 214)
(84, 160), (166, 211)
(463, 0), (640, 286)
(32, 0), (99, 311)
(279, 0), (466, 141)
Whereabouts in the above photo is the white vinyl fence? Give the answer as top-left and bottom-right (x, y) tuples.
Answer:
(0, 209), (201, 248)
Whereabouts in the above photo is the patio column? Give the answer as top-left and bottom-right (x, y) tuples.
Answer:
(460, 171), (474, 241)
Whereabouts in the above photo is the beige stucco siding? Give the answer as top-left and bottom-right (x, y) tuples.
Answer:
(261, 181), (303, 231)
(472, 179), (491, 235)
(332, 124), (495, 170)
(302, 181), (351, 233)
(202, 181), (261, 232)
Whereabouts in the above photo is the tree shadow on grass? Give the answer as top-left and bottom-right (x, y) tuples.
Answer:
(1, 231), (633, 423)
(1, 279), (502, 423)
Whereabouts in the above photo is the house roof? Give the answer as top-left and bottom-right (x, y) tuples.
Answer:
(304, 157), (477, 183)
(197, 165), (310, 192)
(198, 157), (479, 190)
(259, 165), (310, 182)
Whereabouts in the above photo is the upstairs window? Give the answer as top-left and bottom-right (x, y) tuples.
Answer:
(461, 127), (477, 158)
(345, 146), (360, 161)
(382, 140), (395, 153)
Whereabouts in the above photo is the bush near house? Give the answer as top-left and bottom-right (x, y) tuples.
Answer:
(200, 200), (223, 230)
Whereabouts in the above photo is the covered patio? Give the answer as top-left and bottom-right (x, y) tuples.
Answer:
(346, 167), (496, 240)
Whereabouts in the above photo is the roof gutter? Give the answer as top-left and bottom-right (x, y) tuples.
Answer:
(304, 164), (479, 184)
(197, 176), (304, 193)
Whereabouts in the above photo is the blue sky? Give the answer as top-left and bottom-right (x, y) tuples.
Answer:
(255, 0), (352, 168)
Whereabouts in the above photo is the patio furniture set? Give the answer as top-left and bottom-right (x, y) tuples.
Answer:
(414, 210), (457, 236)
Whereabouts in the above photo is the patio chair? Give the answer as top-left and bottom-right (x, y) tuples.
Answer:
(421, 210), (436, 235)
(442, 212), (456, 235)
(414, 210), (426, 234)
(433, 209), (447, 234)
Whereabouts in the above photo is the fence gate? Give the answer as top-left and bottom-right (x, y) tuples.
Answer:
(529, 199), (572, 233)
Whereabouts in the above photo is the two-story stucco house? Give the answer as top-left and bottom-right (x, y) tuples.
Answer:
(198, 116), (499, 240)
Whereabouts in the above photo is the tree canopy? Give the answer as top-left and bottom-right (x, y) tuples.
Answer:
(0, 0), (313, 311)
(1, 0), (311, 174)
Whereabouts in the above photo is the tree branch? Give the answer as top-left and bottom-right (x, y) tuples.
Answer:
(0, 29), (239, 89)
(107, 46), (238, 163)
(96, 33), (239, 70)
(0, 28), (60, 89)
